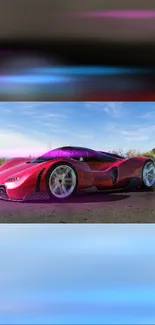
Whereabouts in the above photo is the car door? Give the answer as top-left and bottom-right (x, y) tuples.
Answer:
(85, 150), (115, 172)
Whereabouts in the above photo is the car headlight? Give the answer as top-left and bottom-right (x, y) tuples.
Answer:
(7, 177), (20, 182)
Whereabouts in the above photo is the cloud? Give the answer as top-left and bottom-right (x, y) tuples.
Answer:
(22, 103), (43, 108)
(125, 135), (150, 142)
(21, 109), (39, 116)
(138, 111), (155, 119)
(36, 113), (68, 119)
(18, 103), (68, 120)
(41, 123), (67, 133)
(0, 129), (53, 157)
(0, 106), (12, 113)
(85, 102), (123, 117)
(118, 124), (155, 144)
(9, 103), (44, 117)
(69, 131), (94, 140)
(6, 124), (19, 129)
(103, 102), (123, 117)
(76, 134), (94, 140)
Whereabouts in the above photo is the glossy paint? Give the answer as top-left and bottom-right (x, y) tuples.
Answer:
(0, 150), (150, 201)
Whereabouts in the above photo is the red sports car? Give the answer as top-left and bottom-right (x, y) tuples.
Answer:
(0, 146), (155, 201)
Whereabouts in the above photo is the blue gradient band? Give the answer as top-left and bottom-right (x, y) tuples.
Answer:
(0, 75), (71, 84)
(29, 66), (154, 75)
(0, 66), (152, 86)
(0, 224), (155, 324)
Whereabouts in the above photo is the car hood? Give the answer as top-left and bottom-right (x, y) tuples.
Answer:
(0, 161), (43, 184)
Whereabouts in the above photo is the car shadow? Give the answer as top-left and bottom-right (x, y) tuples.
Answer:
(109, 187), (146, 194)
(25, 190), (130, 204)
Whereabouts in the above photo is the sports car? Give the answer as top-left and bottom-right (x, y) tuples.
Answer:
(0, 146), (155, 201)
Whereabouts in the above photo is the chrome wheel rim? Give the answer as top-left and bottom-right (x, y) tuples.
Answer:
(142, 161), (155, 187)
(49, 165), (76, 198)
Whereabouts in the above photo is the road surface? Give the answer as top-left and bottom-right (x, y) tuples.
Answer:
(0, 188), (154, 223)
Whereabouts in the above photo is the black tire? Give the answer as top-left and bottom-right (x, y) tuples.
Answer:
(46, 162), (78, 200)
(141, 160), (155, 191)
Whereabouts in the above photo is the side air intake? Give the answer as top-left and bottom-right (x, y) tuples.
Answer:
(112, 167), (118, 184)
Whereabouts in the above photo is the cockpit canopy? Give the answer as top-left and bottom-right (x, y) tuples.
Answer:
(31, 146), (124, 163)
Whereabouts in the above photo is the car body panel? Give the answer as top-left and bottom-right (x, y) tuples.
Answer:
(0, 146), (151, 201)
(85, 156), (148, 188)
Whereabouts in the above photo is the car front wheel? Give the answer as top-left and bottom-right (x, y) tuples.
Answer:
(46, 163), (78, 200)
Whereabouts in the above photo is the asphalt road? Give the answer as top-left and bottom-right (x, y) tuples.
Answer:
(0, 187), (155, 223)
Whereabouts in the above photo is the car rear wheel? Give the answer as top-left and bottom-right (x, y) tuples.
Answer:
(46, 163), (78, 200)
(142, 160), (155, 191)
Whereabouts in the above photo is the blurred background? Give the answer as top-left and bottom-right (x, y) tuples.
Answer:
(0, 0), (155, 100)
(1, 224), (155, 324)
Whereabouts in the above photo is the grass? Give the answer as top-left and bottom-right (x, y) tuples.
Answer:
(0, 158), (7, 165)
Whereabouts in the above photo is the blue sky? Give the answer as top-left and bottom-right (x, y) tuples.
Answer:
(0, 224), (155, 324)
(0, 101), (155, 157)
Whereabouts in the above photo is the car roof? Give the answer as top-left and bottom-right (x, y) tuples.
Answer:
(60, 146), (93, 151)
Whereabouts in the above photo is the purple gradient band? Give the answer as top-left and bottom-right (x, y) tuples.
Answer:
(0, 50), (14, 54)
(72, 10), (155, 19)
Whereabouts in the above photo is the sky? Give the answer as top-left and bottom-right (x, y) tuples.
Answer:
(0, 101), (155, 157)
(0, 224), (155, 324)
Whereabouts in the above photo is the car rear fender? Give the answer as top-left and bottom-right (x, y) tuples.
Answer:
(117, 156), (149, 180)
